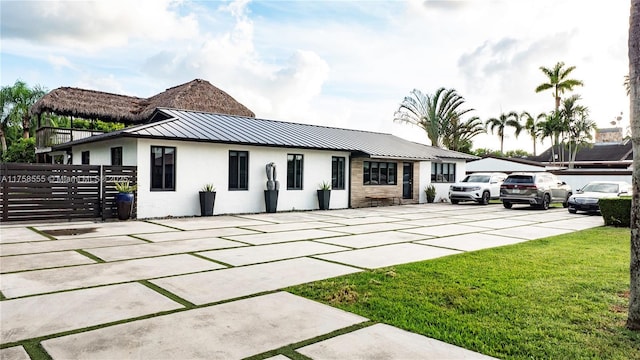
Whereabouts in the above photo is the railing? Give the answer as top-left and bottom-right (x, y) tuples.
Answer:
(36, 127), (104, 148)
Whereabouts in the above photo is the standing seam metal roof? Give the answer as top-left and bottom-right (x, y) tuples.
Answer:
(54, 108), (478, 161)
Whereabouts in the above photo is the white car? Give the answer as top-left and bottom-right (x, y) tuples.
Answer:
(449, 172), (507, 205)
(567, 181), (631, 214)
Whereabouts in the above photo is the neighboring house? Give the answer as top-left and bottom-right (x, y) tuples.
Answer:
(466, 156), (547, 174)
(33, 80), (476, 218)
(530, 141), (632, 170)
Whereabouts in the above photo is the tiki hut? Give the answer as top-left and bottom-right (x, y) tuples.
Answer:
(31, 79), (255, 125)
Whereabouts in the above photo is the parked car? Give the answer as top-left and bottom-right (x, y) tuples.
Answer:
(449, 172), (507, 205)
(567, 181), (631, 214)
(500, 172), (572, 210)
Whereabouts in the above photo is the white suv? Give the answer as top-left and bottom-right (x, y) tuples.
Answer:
(449, 172), (507, 205)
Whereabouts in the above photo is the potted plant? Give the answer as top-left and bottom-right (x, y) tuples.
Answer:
(317, 181), (331, 210)
(424, 184), (436, 203)
(199, 184), (216, 216)
(264, 162), (279, 213)
(115, 180), (137, 220)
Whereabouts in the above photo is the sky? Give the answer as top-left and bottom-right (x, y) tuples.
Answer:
(0, 0), (631, 154)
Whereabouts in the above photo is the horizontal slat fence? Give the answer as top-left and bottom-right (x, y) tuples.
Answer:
(1, 163), (137, 222)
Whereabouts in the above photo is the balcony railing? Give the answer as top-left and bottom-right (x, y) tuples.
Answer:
(36, 127), (104, 148)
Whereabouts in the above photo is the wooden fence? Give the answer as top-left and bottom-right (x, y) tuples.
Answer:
(0, 163), (137, 222)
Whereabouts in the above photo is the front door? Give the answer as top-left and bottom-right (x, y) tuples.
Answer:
(403, 162), (413, 199)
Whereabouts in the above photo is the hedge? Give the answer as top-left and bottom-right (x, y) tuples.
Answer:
(598, 197), (631, 227)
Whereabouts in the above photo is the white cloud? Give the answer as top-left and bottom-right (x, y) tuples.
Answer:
(1, 0), (198, 51)
(47, 55), (74, 70)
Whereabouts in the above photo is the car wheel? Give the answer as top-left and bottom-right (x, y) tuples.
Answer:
(562, 193), (571, 208)
(503, 202), (512, 209)
(451, 199), (459, 205)
(540, 194), (550, 210)
(480, 191), (490, 205)
(568, 208), (577, 214)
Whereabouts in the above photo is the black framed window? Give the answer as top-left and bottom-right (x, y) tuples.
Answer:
(363, 161), (396, 185)
(431, 162), (456, 183)
(229, 150), (249, 190)
(331, 156), (345, 190)
(287, 154), (304, 190)
(111, 147), (123, 166)
(81, 151), (90, 165)
(151, 146), (175, 191)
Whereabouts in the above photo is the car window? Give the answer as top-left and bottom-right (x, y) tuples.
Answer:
(583, 183), (619, 193)
(467, 175), (490, 183)
(504, 175), (533, 184)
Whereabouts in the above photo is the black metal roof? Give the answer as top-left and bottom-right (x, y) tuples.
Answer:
(531, 141), (633, 163)
(53, 108), (478, 161)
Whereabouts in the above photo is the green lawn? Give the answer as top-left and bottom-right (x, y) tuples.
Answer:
(288, 227), (640, 359)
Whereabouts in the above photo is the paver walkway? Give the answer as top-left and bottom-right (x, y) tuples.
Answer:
(0, 204), (604, 359)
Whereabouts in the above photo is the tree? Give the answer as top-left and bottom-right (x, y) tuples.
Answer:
(537, 111), (563, 163)
(567, 108), (596, 166)
(0, 85), (13, 152)
(3, 80), (47, 139)
(485, 111), (521, 154)
(560, 94), (589, 167)
(521, 111), (546, 156)
(1, 137), (36, 163)
(441, 115), (485, 152)
(394, 88), (475, 149)
(535, 61), (584, 112)
(628, 0), (640, 331)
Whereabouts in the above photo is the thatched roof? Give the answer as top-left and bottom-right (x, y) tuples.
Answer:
(31, 79), (255, 124)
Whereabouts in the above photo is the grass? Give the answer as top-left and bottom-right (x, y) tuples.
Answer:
(288, 227), (640, 359)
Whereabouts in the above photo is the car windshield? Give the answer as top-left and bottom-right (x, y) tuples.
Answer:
(504, 176), (533, 184)
(581, 183), (619, 193)
(463, 175), (490, 183)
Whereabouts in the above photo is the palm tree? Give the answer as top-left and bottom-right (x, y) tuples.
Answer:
(567, 107), (596, 167)
(0, 85), (13, 153)
(394, 88), (474, 149)
(560, 94), (587, 165)
(520, 111), (546, 156)
(535, 61), (584, 112)
(3, 80), (47, 139)
(485, 111), (521, 154)
(441, 115), (485, 152)
(537, 111), (563, 163)
(627, 0), (640, 331)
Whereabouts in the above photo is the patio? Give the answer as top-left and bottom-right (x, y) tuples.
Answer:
(0, 203), (603, 359)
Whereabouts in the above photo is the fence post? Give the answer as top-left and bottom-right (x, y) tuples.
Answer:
(1, 163), (7, 222)
(100, 165), (106, 221)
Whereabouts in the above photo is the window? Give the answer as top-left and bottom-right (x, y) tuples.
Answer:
(431, 162), (456, 183)
(229, 150), (249, 190)
(363, 161), (397, 185)
(332, 156), (346, 190)
(151, 146), (175, 191)
(287, 154), (304, 190)
(111, 147), (123, 166)
(81, 151), (90, 165)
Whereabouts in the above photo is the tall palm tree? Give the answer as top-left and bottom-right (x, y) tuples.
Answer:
(537, 111), (563, 163)
(485, 111), (521, 154)
(627, 0), (640, 331)
(535, 61), (584, 112)
(394, 88), (474, 149)
(560, 94), (587, 165)
(4, 80), (47, 139)
(520, 111), (546, 156)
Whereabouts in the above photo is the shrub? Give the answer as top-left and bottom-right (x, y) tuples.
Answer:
(598, 197), (631, 227)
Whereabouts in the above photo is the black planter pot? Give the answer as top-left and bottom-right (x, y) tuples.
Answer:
(264, 190), (279, 213)
(199, 191), (216, 216)
(317, 190), (331, 210)
(116, 192), (134, 220)
(426, 195), (435, 203)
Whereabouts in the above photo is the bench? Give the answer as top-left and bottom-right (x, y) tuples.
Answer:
(365, 195), (399, 207)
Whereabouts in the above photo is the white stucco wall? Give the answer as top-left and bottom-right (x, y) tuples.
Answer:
(71, 138), (137, 166)
(418, 159), (467, 203)
(130, 139), (350, 218)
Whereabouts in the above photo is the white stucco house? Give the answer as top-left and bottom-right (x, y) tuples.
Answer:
(33, 79), (478, 218)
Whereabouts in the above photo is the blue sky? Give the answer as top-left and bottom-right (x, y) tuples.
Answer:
(0, 0), (630, 153)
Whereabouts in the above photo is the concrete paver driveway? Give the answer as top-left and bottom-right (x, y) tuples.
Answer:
(0, 204), (603, 359)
